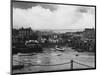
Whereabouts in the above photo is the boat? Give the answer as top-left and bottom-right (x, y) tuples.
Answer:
(12, 40), (43, 54)
(55, 45), (65, 51)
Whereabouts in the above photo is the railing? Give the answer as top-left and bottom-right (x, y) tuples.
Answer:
(13, 59), (93, 70)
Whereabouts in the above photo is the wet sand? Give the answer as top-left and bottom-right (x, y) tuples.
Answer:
(13, 47), (95, 73)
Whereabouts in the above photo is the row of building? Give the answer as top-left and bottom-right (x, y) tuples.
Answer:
(12, 27), (64, 44)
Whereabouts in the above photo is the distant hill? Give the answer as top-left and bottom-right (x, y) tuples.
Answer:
(34, 29), (84, 33)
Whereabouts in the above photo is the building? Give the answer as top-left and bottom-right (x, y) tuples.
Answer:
(18, 27), (33, 38)
(12, 27), (34, 44)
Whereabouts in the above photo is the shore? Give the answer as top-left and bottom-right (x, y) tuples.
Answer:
(13, 47), (95, 73)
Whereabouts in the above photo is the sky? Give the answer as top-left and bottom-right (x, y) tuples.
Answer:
(13, 1), (95, 30)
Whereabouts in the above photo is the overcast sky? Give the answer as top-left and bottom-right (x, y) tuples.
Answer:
(13, 1), (95, 30)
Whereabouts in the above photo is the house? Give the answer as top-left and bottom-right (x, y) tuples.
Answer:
(18, 27), (33, 38)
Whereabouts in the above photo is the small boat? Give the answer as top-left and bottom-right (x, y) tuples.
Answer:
(55, 46), (65, 51)
(12, 40), (43, 54)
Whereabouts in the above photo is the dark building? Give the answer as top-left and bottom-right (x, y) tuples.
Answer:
(83, 28), (95, 39)
(12, 27), (34, 44)
(18, 27), (33, 38)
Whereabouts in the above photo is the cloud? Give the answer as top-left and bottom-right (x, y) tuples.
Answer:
(13, 1), (58, 11)
(13, 4), (95, 29)
(76, 6), (95, 14)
